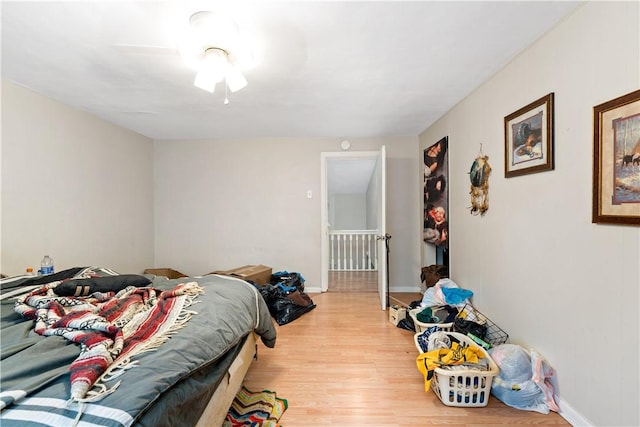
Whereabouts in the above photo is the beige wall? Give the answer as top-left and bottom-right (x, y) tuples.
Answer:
(332, 194), (367, 230)
(0, 81), (421, 289)
(153, 136), (421, 290)
(1, 81), (155, 275)
(418, 2), (639, 425)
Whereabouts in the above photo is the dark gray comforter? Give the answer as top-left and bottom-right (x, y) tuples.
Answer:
(0, 270), (277, 427)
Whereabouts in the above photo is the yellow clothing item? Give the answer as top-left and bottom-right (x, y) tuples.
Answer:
(416, 342), (485, 392)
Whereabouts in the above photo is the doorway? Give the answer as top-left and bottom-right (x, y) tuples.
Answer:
(320, 148), (387, 309)
(328, 270), (377, 292)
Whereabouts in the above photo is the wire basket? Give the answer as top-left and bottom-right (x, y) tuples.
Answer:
(453, 304), (508, 347)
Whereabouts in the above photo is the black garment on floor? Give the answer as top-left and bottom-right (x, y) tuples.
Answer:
(258, 283), (316, 326)
(397, 315), (415, 332)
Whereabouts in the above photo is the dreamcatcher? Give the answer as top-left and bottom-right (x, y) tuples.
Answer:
(468, 145), (491, 216)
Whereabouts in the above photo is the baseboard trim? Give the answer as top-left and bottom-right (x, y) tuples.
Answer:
(389, 286), (421, 293)
(556, 396), (593, 426)
(306, 286), (421, 294)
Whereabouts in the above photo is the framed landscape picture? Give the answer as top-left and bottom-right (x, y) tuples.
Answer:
(504, 93), (554, 178)
(592, 89), (640, 225)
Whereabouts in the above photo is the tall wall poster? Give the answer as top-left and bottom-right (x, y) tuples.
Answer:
(423, 136), (449, 252)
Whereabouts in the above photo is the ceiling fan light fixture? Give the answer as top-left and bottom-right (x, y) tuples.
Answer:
(194, 70), (217, 93)
(225, 64), (248, 92)
(180, 11), (252, 98)
(201, 48), (228, 81)
(189, 11), (239, 50)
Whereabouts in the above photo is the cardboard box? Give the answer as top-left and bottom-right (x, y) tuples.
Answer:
(389, 305), (407, 326)
(143, 268), (187, 279)
(209, 265), (272, 286)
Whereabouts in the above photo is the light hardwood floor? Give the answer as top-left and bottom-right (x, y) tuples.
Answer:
(243, 291), (570, 426)
(328, 271), (378, 292)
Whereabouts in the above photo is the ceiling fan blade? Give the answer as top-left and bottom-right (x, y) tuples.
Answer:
(225, 65), (247, 92)
(194, 69), (217, 93)
(112, 44), (178, 55)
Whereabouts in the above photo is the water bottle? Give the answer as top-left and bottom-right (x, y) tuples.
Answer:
(40, 255), (54, 275)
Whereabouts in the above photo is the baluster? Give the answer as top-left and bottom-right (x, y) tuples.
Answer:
(360, 234), (364, 270)
(349, 234), (353, 270)
(330, 234), (334, 270)
(342, 234), (347, 270)
(334, 234), (340, 270)
(362, 234), (370, 270)
(367, 234), (371, 270)
(356, 234), (361, 270)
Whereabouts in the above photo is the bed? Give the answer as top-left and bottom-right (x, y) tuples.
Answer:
(0, 267), (277, 427)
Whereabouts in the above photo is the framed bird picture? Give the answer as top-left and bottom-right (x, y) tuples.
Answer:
(504, 93), (554, 178)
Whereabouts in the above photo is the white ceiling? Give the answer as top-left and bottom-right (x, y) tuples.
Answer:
(1, 1), (583, 141)
(328, 157), (377, 194)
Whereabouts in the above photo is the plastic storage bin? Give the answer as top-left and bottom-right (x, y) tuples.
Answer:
(409, 307), (454, 333)
(429, 332), (499, 407)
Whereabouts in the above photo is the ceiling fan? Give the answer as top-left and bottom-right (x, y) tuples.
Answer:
(113, 10), (253, 102)
(178, 11), (252, 96)
(110, 7), (310, 106)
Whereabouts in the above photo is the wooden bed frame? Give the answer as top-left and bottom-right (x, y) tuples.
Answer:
(195, 332), (258, 427)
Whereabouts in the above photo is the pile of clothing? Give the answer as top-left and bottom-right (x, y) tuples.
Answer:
(397, 278), (473, 332)
(415, 304), (458, 324)
(408, 276), (559, 414)
(415, 331), (491, 391)
(257, 271), (316, 326)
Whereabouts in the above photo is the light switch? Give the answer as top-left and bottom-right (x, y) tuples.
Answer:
(307, 190), (312, 198)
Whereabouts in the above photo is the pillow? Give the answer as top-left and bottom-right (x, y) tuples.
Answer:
(53, 274), (151, 297)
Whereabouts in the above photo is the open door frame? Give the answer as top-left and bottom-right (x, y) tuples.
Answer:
(320, 148), (387, 310)
(376, 146), (388, 310)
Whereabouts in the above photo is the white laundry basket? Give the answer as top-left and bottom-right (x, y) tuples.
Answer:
(409, 307), (454, 333)
(427, 332), (500, 407)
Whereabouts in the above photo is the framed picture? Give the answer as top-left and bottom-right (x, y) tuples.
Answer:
(504, 93), (554, 178)
(592, 89), (640, 225)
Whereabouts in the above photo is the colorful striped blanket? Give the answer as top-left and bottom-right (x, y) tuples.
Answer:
(224, 386), (288, 427)
(14, 281), (203, 403)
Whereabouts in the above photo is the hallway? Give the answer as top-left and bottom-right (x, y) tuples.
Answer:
(328, 270), (377, 292)
(328, 270), (422, 307)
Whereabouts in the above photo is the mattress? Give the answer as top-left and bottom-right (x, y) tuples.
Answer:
(0, 268), (277, 427)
